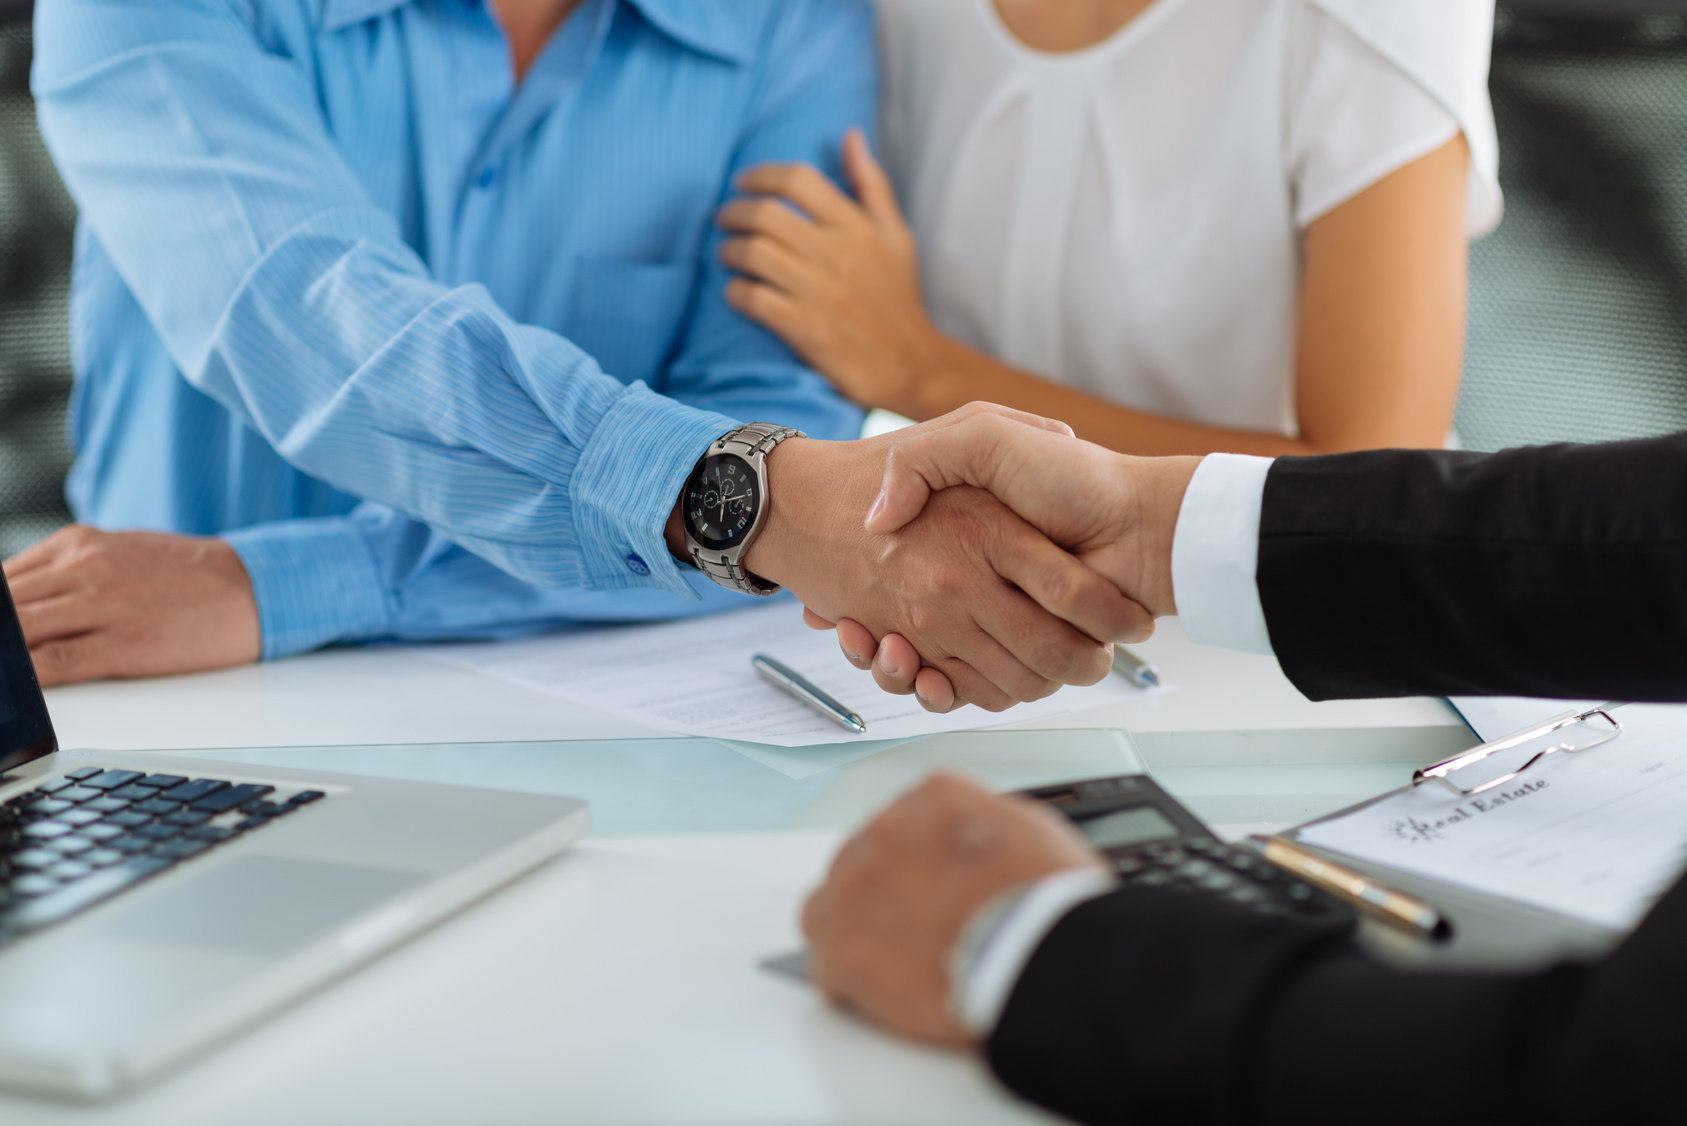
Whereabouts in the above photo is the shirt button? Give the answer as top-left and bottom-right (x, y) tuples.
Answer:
(475, 166), (497, 189)
(624, 553), (650, 576)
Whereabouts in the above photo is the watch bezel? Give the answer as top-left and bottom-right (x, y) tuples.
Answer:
(683, 452), (764, 552)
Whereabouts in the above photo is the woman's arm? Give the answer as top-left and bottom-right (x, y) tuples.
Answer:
(720, 132), (1469, 457)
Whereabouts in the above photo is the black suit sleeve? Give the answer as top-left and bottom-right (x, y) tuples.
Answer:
(987, 437), (1687, 1123)
(1256, 435), (1687, 701)
(988, 876), (1687, 1125)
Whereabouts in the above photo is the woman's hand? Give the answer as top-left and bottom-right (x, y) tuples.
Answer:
(718, 129), (946, 418)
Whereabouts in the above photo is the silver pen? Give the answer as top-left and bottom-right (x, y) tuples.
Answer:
(1111, 644), (1160, 689)
(751, 654), (867, 734)
(1250, 835), (1452, 941)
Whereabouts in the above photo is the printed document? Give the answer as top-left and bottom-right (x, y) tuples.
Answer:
(1299, 703), (1687, 930)
(415, 601), (1147, 747)
(1448, 696), (1604, 742)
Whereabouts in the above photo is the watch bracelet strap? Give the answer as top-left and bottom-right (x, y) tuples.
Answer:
(694, 555), (780, 596)
(689, 423), (804, 596)
(714, 422), (803, 461)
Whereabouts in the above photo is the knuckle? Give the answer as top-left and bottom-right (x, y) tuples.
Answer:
(60, 526), (99, 556)
(743, 237), (781, 272)
(905, 604), (942, 641)
(1038, 564), (1079, 617)
(792, 165), (825, 192)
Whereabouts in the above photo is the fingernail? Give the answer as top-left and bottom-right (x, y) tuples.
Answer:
(914, 684), (930, 707)
(879, 650), (901, 678)
(841, 641), (863, 664)
(866, 490), (886, 526)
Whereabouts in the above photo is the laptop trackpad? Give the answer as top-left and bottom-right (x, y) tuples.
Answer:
(99, 856), (426, 956)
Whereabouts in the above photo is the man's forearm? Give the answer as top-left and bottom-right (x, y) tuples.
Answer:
(37, 0), (738, 598)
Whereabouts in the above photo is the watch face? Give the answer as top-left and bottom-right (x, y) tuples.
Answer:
(685, 454), (761, 551)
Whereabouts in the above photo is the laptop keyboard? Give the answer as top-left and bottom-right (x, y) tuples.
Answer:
(0, 766), (324, 946)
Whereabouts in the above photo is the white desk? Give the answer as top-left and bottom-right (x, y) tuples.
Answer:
(4, 620), (1475, 1124)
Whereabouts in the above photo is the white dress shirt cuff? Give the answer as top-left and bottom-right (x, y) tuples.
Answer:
(1170, 453), (1276, 656)
(953, 866), (1119, 1036)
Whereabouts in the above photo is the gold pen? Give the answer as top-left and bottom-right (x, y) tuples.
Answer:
(1250, 835), (1452, 941)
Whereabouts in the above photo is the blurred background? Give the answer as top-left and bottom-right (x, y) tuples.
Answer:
(0, 2), (73, 560)
(2, 0), (1687, 554)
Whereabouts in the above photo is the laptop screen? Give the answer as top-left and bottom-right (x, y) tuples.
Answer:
(0, 568), (55, 774)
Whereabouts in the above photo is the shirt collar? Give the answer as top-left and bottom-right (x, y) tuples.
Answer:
(319, 0), (757, 65)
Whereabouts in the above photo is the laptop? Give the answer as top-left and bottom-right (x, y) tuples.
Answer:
(0, 572), (589, 1100)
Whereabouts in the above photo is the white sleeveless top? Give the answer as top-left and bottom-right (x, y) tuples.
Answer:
(876, 0), (1502, 437)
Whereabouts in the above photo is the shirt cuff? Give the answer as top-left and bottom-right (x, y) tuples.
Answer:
(1170, 453), (1276, 655)
(953, 867), (1119, 1036)
(223, 516), (391, 661)
(570, 383), (741, 599)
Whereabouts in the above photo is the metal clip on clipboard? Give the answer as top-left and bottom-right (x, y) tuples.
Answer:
(1414, 704), (1625, 797)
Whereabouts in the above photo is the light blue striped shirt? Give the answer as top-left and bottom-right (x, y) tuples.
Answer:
(33, 0), (871, 657)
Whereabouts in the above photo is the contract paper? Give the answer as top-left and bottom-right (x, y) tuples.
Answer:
(414, 600), (1147, 748)
(1448, 696), (1605, 743)
(1299, 703), (1687, 930)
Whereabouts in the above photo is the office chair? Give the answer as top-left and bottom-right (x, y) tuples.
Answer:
(1459, 1), (1687, 449)
(0, 1), (74, 559)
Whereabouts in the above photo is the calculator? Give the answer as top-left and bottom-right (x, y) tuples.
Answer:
(1017, 773), (1354, 924)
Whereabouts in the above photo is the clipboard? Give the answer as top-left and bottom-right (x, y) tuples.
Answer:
(1278, 705), (1633, 973)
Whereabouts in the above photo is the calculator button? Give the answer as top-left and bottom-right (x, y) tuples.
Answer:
(1285, 883), (1314, 902)
(1133, 871), (1174, 888)
(1195, 872), (1241, 893)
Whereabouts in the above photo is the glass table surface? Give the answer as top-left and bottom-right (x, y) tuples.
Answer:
(178, 724), (1477, 836)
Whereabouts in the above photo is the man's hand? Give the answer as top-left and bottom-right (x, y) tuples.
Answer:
(3, 526), (261, 686)
(802, 772), (1109, 1047)
(814, 409), (1203, 709)
(739, 405), (1154, 711)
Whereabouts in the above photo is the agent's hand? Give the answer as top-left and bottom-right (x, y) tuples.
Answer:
(802, 772), (1110, 1047)
(806, 409), (1203, 709)
(3, 526), (261, 686)
(718, 130), (946, 420)
(737, 405), (1154, 711)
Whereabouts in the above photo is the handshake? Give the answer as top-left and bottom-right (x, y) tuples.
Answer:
(732, 403), (1205, 712)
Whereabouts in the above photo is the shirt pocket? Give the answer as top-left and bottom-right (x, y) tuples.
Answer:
(567, 256), (696, 387)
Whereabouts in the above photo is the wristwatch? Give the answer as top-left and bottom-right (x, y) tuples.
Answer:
(681, 422), (805, 596)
